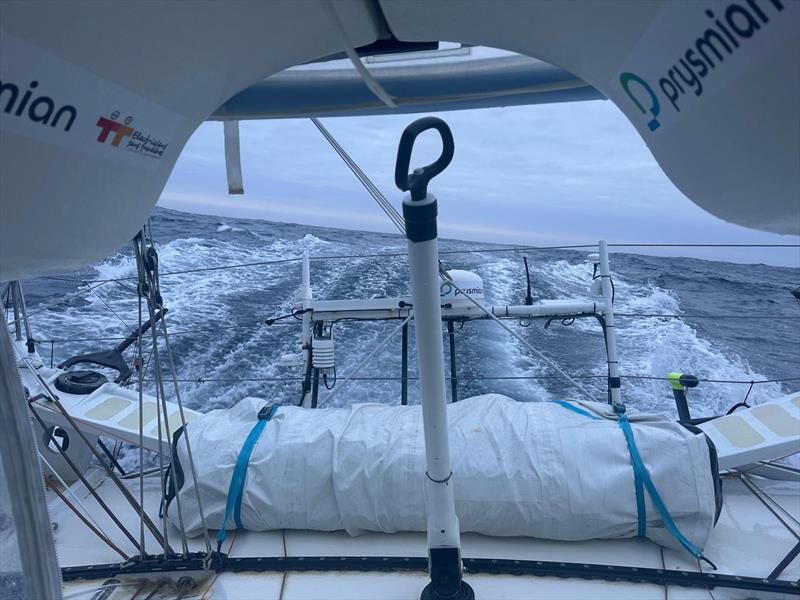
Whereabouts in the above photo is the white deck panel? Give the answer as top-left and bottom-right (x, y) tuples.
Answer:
(700, 392), (800, 470)
(22, 366), (202, 454)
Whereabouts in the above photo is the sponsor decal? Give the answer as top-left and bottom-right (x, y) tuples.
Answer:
(0, 33), (183, 171)
(96, 111), (169, 159)
(440, 282), (483, 298)
(619, 0), (788, 131)
(0, 79), (76, 132)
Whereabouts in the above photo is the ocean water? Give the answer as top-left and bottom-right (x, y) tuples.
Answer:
(16, 207), (799, 439)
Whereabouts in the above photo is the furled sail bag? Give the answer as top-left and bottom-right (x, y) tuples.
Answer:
(167, 394), (720, 552)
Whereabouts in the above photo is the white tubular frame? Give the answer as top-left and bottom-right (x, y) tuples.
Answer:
(300, 252), (314, 408)
(598, 240), (621, 406)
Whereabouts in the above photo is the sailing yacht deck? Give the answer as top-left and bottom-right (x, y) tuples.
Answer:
(53, 468), (799, 599)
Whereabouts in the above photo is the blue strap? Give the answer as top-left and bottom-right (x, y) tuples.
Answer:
(615, 412), (647, 537)
(550, 400), (643, 535)
(550, 400), (600, 420)
(216, 403), (279, 551)
(615, 407), (716, 569)
(551, 401), (714, 568)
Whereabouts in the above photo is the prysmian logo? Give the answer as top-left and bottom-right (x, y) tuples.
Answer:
(440, 282), (483, 297)
(96, 111), (169, 159)
(620, 0), (786, 131)
(0, 79), (77, 131)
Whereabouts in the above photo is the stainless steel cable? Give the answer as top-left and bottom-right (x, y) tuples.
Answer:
(159, 314), (212, 554)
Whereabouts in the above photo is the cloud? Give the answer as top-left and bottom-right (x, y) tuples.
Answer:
(160, 101), (799, 267)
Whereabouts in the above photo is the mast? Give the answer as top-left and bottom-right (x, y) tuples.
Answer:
(395, 117), (473, 600)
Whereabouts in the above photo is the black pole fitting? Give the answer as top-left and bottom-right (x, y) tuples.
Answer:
(421, 548), (475, 600)
(668, 372), (699, 421)
(395, 117), (454, 201)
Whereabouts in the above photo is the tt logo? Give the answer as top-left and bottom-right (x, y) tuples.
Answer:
(96, 111), (134, 146)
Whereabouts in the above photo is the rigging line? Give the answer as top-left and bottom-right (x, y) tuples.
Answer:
(29, 310), (800, 346)
(136, 232), (187, 557)
(738, 474), (800, 540)
(621, 375), (800, 384)
(26, 398), (143, 552)
(313, 123), (401, 225)
(32, 322), (298, 344)
(310, 117), (406, 233)
(89, 287), (135, 334)
(136, 262), (146, 559)
(322, 312), (414, 406)
(26, 242), (799, 286)
(40, 452), (126, 551)
(133, 232), (174, 557)
(444, 278), (595, 400)
(143, 374), (800, 384)
(41, 467), (129, 561)
(614, 313), (800, 319)
(607, 243), (800, 248)
(159, 314), (212, 554)
(7, 279), (111, 324)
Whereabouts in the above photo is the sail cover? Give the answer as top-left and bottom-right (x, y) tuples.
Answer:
(169, 395), (719, 552)
(1, 1), (798, 280)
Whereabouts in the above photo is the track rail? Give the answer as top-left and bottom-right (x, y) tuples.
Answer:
(61, 553), (800, 595)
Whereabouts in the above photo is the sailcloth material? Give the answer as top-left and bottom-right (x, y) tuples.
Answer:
(169, 394), (718, 552)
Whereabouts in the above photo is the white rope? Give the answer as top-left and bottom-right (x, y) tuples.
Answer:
(323, 312), (413, 405)
(324, 1), (397, 108)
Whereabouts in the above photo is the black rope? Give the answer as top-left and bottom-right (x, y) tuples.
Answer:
(726, 380), (755, 415)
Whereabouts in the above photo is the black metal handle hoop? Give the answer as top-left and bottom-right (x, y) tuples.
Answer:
(394, 117), (454, 201)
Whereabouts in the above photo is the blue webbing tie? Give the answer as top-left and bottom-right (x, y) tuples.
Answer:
(216, 403), (279, 551)
(550, 399), (601, 421)
(550, 400), (715, 569)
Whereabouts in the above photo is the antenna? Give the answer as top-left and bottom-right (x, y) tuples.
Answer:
(523, 256), (533, 305)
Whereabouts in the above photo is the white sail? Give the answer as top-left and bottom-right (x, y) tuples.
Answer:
(1, 1), (798, 280)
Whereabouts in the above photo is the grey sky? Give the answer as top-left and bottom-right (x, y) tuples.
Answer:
(159, 100), (799, 267)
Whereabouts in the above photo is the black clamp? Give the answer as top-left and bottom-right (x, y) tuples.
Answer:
(426, 471), (453, 484)
(258, 404), (275, 420)
(394, 117), (455, 243)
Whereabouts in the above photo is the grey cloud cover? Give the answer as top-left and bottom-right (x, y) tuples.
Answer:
(160, 101), (799, 267)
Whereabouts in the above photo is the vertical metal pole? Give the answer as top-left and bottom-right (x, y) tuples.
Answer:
(404, 193), (468, 600)
(311, 368), (320, 409)
(300, 253), (314, 408)
(447, 320), (457, 403)
(0, 322), (63, 599)
(401, 321), (409, 405)
(396, 116), (471, 600)
(10, 281), (22, 341)
(14, 281), (35, 353)
(599, 241), (621, 406)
